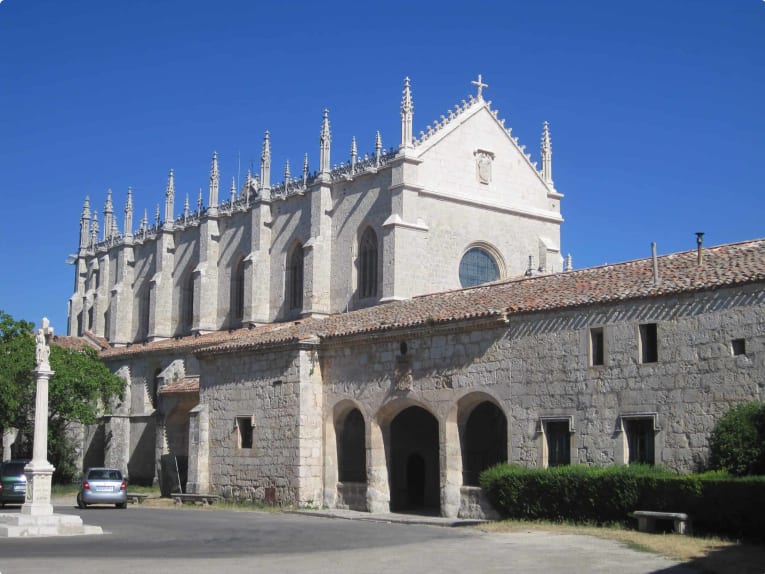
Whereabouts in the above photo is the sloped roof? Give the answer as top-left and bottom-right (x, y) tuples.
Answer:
(102, 238), (765, 360)
(158, 376), (200, 394)
(52, 331), (110, 352)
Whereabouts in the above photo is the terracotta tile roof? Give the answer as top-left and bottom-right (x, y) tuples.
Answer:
(102, 238), (765, 359)
(158, 376), (200, 394)
(52, 332), (111, 352)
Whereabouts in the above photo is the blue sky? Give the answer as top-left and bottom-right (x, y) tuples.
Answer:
(1, 0), (763, 334)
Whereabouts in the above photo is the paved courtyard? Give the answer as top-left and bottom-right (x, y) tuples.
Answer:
(0, 502), (694, 574)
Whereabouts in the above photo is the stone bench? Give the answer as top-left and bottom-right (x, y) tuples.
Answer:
(126, 493), (149, 504)
(631, 510), (690, 535)
(172, 493), (221, 506)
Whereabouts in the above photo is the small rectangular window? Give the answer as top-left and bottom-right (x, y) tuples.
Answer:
(590, 327), (604, 366)
(236, 416), (253, 449)
(731, 339), (746, 356)
(624, 418), (655, 465)
(545, 421), (571, 467)
(639, 323), (658, 363)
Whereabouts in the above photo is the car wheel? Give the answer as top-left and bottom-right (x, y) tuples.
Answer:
(76, 493), (86, 509)
(116, 502), (127, 509)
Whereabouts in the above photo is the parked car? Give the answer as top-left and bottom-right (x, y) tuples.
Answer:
(77, 467), (127, 509)
(0, 460), (29, 507)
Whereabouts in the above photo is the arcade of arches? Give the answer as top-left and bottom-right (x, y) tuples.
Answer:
(331, 396), (508, 515)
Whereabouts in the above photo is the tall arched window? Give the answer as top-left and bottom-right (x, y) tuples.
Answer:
(230, 257), (246, 327)
(459, 246), (501, 288)
(358, 227), (378, 299)
(181, 274), (194, 334)
(287, 244), (304, 311)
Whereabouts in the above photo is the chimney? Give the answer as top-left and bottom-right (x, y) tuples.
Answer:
(651, 242), (659, 286)
(696, 232), (704, 266)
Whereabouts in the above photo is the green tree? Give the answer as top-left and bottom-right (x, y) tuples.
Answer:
(0, 311), (124, 480)
(708, 401), (765, 476)
(0, 311), (35, 432)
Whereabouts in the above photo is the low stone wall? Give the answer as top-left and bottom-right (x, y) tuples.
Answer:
(458, 486), (499, 520)
(336, 482), (367, 511)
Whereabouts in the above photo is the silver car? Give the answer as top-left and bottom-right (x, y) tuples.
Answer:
(77, 467), (128, 509)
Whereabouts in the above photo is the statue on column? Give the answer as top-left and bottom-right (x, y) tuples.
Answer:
(34, 318), (53, 370)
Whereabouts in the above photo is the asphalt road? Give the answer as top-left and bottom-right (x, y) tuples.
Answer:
(0, 503), (694, 574)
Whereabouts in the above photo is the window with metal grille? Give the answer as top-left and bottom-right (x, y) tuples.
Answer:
(459, 247), (500, 288)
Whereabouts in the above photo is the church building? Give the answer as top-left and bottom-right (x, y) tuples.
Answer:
(68, 77), (765, 518)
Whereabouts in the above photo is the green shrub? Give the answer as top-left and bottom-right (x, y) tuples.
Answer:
(708, 402), (765, 476)
(480, 464), (765, 541)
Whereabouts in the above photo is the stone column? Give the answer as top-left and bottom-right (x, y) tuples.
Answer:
(186, 404), (210, 494)
(22, 320), (56, 517)
(366, 420), (390, 513)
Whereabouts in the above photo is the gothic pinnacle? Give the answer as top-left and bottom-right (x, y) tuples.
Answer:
(400, 77), (413, 150)
(209, 150), (220, 207)
(164, 169), (175, 224)
(260, 131), (272, 190)
(230, 176), (236, 202)
(319, 109), (331, 176)
(541, 121), (553, 186)
(303, 153), (309, 186)
(284, 159), (291, 184)
(103, 189), (114, 240)
(124, 187), (134, 237)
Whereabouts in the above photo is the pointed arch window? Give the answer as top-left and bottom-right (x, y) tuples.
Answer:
(459, 246), (501, 288)
(287, 244), (304, 311)
(231, 257), (246, 327)
(358, 227), (378, 299)
(181, 274), (194, 334)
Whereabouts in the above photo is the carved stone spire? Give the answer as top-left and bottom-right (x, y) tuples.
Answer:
(541, 121), (553, 186)
(350, 136), (357, 172)
(79, 196), (91, 249)
(400, 77), (413, 151)
(230, 176), (236, 203)
(302, 153), (309, 186)
(124, 187), (134, 238)
(183, 193), (190, 221)
(90, 211), (99, 249)
(164, 169), (175, 225)
(375, 131), (382, 166)
(260, 131), (271, 191)
(140, 208), (148, 232)
(197, 188), (204, 212)
(209, 151), (220, 208)
(284, 159), (291, 185)
(565, 253), (572, 272)
(103, 189), (114, 240)
(319, 109), (331, 176)
(155, 204), (161, 227)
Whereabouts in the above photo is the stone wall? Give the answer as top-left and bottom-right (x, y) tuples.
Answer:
(201, 346), (311, 504)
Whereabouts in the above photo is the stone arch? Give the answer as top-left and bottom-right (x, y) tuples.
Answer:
(454, 392), (508, 486)
(325, 400), (369, 511)
(380, 401), (440, 514)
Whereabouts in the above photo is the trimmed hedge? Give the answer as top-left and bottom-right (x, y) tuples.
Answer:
(480, 464), (765, 541)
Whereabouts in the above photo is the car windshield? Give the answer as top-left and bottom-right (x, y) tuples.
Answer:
(87, 469), (122, 481)
(1, 463), (26, 476)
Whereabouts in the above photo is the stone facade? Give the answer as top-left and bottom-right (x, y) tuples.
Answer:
(68, 77), (562, 345)
(69, 77), (765, 518)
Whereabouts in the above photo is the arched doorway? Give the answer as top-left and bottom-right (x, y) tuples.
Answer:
(389, 406), (439, 514)
(462, 401), (507, 486)
(338, 408), (366, 483)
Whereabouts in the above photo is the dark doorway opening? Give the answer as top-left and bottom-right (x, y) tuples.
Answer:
(462, 401), (507, 486)
(389, 406), (439, 514)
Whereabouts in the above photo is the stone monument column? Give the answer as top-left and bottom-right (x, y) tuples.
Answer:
(22, 318), (56, 516)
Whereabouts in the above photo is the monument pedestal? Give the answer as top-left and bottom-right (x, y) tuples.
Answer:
(0, 513), (103, 537)
(21, 460), (55, 516)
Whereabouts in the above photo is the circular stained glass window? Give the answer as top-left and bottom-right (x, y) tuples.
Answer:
(459, 247), (500, 288)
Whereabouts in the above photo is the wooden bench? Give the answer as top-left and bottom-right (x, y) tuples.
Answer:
(172, 493), (221, 506)
(631, 510), (690, 535)
(126, 493), (149, 504)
